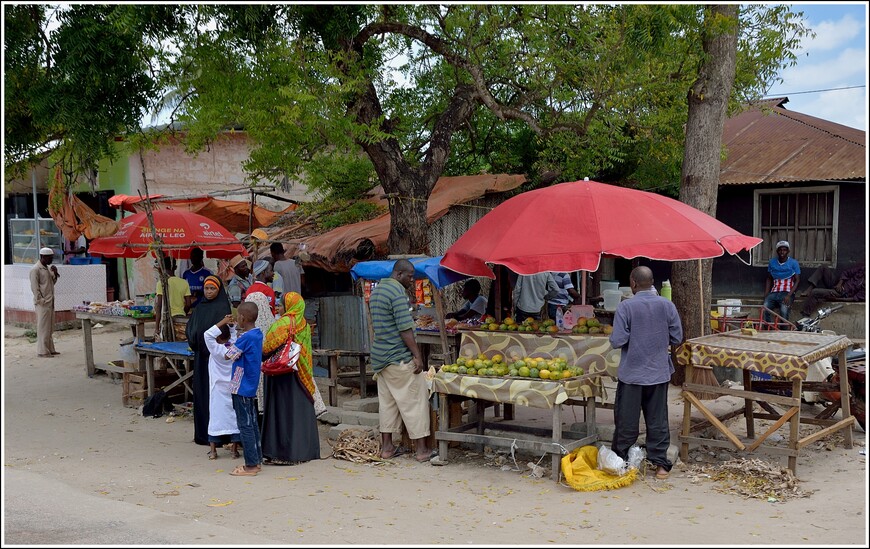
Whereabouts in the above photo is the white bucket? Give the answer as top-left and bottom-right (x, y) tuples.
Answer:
(601, 280), (619, 293)
(603, 289), (622, 311)
(717, 299), (742, 316)
(619, 286), (632, 298)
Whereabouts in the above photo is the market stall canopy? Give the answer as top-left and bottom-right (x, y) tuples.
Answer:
(108, 194), (296, 234)
(88, 209), (247, 259)
(440, 179), (763, 278)
(350, 256), (469, 290)
(282, 174), (526, 272)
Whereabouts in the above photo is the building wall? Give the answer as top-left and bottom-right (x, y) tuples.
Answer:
(712, 181), (866, 299)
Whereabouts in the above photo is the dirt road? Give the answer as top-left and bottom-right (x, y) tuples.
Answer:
(2, 322), (867, 546)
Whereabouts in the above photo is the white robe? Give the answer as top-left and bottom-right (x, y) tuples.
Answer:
(204, 325), (240, 436)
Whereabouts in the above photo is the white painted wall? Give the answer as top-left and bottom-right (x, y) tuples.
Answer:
(4, 264), (108, 312)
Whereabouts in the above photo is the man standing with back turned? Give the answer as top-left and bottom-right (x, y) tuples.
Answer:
(30, 247), (60, 358)
(609, 266), (682, 480)
(369, 259), (437, 463)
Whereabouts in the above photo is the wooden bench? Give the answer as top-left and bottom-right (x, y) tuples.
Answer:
(313, 349), (371, 407)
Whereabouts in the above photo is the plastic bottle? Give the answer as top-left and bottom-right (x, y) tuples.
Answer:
(661, 280), (672, 301)
(555, 306), (564, 330)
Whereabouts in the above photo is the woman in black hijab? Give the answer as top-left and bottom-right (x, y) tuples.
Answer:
(186, 275), (232, 446)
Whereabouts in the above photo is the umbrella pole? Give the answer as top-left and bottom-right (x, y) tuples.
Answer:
(581, 270), (587, 304)
(139, 149), (174, 342)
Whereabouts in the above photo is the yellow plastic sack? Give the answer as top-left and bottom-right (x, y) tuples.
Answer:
(561, 445), (637, 492)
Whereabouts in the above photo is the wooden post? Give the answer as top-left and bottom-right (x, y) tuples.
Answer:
(82, 318), (95, 377)
(432, 288), (452, 364)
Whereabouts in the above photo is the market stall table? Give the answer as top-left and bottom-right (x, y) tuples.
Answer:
(675, 330), (855, 473)
(433, 330), (617, 481)
(134, 341), (195, 400)
(76, 312), (155, 377)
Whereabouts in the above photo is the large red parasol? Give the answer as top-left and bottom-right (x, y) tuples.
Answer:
(440, 180), (762, 278)
(88, 210), (247, 259)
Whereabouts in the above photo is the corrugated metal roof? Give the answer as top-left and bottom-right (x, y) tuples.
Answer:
(720, 97), (865, 185)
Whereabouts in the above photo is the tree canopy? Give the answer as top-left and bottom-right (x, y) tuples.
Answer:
(4, 4), (809, 255)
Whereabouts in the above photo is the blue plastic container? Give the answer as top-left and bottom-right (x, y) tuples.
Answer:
(69, 256), (101, 265)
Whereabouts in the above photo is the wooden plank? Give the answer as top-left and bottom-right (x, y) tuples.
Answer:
(683, 382), (800, 407)
(796, 417), (856, 449)
(438, 393), (450, 463)
(552, 403), (563, 480)
(677, 435), (799, 457)
(682, 391), (746, 451)
(788, 378), (801, 473)
(434, 430), (568, 454)
(836, 348), (854, 449)
(82, 318), (95, 377)
(746, 406), (798, 453)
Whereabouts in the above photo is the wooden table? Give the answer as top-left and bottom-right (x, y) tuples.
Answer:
(134, 342), (195, 400)
(433, 371), (603, 481)
(432, 330), (616, 481)
(675, 330), (855, 473)
(415, 330), (461, 367)
(313, 349), (371, 406)
(76, 312), (155, 377)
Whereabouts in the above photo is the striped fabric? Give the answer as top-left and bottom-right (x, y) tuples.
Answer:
(369, 278), (415, 372)
(771, 278), (794, 293)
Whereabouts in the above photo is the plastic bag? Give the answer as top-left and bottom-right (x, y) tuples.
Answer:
(627, 445), (646, 470)
(597, 445), (628, 476)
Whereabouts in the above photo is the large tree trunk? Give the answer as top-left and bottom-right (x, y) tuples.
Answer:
(671, 5), (738, 385)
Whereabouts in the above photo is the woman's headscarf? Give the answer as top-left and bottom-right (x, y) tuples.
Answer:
(186, 275), (231, 344)
(245, 291), (276, 335)
(263, 292), (315, 401)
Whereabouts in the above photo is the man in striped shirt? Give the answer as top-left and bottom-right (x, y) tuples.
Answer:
(763, 240), (800, 328)
(369, 259), (437, 463)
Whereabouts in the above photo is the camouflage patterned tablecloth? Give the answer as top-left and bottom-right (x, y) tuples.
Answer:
(432, 371), (602, 409)
(673, 330), (851, 381)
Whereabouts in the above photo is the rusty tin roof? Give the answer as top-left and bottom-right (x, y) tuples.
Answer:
(720, 97), (865, 185)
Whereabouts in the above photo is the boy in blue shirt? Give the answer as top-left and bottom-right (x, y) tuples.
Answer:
(763, 240), (801, 328)
(219, 302), (264, 476)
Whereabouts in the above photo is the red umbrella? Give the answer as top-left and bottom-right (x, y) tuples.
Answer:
(88, 210), (247, 259)
(441, 180), (762, 277)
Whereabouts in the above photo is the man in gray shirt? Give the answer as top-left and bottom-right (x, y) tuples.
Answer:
(271, 242), (305, 296)
(608, 266), (682, 480)
(513, 272), (559, 322)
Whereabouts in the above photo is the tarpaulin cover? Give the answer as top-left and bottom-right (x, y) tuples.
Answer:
(285, 174), (527, 272)
(349, 256), (469, 290)
(109, 195), (296, 235)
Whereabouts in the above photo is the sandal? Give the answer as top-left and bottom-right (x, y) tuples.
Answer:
(381, 446), (411, 460)
(415, 449), (439, 463)
(208, 450), (218, 460)
(230, 465), (259, 476)
(655, 467), (670, 480)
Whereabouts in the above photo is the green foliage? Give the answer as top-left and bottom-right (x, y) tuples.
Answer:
(5, 4), (811, 247)
(297, 199), (386, 232)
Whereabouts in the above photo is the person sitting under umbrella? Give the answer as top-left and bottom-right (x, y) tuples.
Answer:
(154, 255), (192, 340)
(445, 279), (487, 321)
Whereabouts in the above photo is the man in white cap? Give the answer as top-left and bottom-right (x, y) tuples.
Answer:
(244, 259), (276, 313)
(29, 248), (60, 357)
(763, 240), (800, 328)
(227, 255), (253, 308)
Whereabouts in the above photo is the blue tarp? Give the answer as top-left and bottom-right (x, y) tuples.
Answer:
(135, 341), (194, 357)
(350, 256), (470, 290)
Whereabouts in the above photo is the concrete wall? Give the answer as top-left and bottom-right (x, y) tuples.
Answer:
(127, 133), (312, 206)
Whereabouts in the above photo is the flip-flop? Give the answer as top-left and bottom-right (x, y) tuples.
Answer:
(655, 469), (670, 480)
(230, 465), (258, 476)
(208, 451), (218, 460)
(382, 446), (410, 459)
(415, 450), (439, 463)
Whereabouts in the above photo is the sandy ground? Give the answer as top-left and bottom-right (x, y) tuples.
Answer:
(2, 321), (868, 546)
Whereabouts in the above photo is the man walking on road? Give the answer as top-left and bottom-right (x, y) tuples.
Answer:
(30, 247), (60, 358)
(608, 266), (682, 480)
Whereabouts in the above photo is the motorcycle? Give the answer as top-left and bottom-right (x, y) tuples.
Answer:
(795, 305), (865, 432)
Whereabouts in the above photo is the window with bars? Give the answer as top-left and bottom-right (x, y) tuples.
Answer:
(753, 186), (838, 267)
